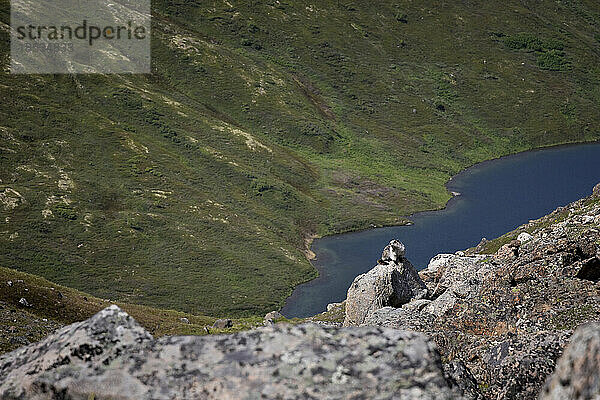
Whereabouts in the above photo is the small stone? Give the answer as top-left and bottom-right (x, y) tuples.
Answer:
(18, 298), (30, 307)
(6, 281), (12, 287)
(180, 317), (190, 324)
(582, 215), (595, 224)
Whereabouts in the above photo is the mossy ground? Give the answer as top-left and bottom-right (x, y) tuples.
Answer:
(1, 1), (600, 317)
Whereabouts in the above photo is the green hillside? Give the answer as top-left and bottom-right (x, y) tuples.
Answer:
(0, 265), (265, 354)
(1, 0), (600, 317)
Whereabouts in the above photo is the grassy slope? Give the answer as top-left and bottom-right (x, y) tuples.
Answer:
(1, 0), (600, 317)
(0, 265), (264, 354)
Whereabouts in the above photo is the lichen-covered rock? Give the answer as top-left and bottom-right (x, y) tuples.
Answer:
(0, 306), (465, 400)
(540, 323), (600, 400)
(355, 184), (600, 399)
(344, 240), (427, 326)
(364, 301), (434, 331)
(443, 360), (482, 400)
(494, 240), (520, 261)
(0, 305), (153, 399)
(343, 263), (406, 326)
(418, 253), (489, 302)
(478, 331), (572, 400)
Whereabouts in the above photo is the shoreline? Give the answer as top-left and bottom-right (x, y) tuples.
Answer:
(298, 138), (600, 283)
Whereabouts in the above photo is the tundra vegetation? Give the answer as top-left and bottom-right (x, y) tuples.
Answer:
(1, 0), (600, 317)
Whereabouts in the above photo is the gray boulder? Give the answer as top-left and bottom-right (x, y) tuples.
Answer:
(417, 253), (490, 317)
(0, 306), (465, 400)
(363, 301), (434, 331)
(0, 305), (153, 399)
(344, 240), (427, 326)
(443, 360), (482, 400)
(540, 323), (600, 400)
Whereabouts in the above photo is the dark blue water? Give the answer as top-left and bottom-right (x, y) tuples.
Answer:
(282, 142), (600, 318)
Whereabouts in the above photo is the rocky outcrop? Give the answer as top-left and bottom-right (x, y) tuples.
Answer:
(344, 240), (427, 326)
(443, 360), (482, 400)
(353, 185), (600, 399)
(3, 194), (599, 400)
(0, 305), (153, 399)
(0, 305), (465, 400)
(363, 253), (494, 329)
(540, 323), (600, 400)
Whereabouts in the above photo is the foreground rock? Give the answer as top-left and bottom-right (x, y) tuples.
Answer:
(344, 240), (427, 326)
(351, 185), (600, 399)
(540, 323), (600, 400)
(0, 305), (464, 400)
